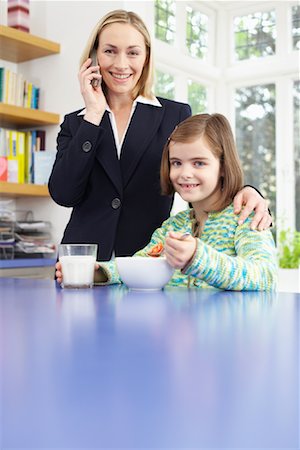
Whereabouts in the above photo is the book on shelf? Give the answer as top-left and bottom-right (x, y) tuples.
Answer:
(33, 150), (56, 185)
(24, 80), (32, 108)
(0, 157), (8, 181)
(28, 129), (36, 183)
(17, 131), (25, 183)
(0, 68), (3, 103)
(0, 127), (9, 156)
(0, 67), (8, 103)
(0, 129), (9, 181)
(0, 127), (49, 184)
(0, 67), (40, 109)
(7, 130), (18, 183)
(7, 130), (25, 183)
(36, 130), (46, 151)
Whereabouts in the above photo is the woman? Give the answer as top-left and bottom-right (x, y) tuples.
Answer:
(49, 10), (271, 261)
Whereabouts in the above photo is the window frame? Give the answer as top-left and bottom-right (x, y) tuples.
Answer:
(151, 0), (299, 229)
(154, 0), (176, 45)
(232, 8), (277, 62)
(290, 3), (300, 52)
(228, 2), (299, 66)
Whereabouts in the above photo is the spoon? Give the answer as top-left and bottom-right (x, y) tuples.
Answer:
(178, 232), (191, 240)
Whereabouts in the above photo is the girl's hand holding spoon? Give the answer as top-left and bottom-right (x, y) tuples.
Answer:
(164, 231), (197, 269)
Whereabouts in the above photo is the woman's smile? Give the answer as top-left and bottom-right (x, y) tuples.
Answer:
(110, 72), (132, 81)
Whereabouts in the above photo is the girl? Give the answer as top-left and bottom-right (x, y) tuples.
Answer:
(56, 113), (277, 291)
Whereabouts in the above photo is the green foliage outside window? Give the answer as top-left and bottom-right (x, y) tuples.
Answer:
(235, 84), (276, 220)
(234, 11), (276, 60)
(278, 229), (300, 268)
(154, 70), (175, 100)
(188, 80), (207, 114)
(155, 0), (176, 44)
(186, 6), (208, 60)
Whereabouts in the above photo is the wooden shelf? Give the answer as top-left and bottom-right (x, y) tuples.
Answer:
(0, 103), (60, 127)
(0, 182), (50, 197)
(0, 27), (60, 200)
(0, 25), (60, 62)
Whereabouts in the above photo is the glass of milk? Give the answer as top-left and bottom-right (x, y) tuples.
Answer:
(58, 244), (98, 289)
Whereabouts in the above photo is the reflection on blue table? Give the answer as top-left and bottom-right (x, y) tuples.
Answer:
(0, 278), (298, 448)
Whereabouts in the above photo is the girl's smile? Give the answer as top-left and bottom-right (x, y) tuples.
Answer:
(179, 183), (200, 190)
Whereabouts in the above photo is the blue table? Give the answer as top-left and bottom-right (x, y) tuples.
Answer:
(1, 278), (299, 448)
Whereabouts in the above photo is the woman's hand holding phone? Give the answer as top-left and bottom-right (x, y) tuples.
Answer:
(78, 55), (106, 125)
(90, 50), (102, 88)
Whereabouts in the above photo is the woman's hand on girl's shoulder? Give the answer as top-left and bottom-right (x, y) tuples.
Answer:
(233, 186), (272, 231)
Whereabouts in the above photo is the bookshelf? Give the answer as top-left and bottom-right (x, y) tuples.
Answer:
(0, 26), (60, 198)
(0, 25), (60, 62)
(0, 104), (60, 127)
(0, 181), (49, 197)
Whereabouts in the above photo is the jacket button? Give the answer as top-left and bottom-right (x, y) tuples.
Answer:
(82, 141), (92, 152)
(111, 198), (121, 209)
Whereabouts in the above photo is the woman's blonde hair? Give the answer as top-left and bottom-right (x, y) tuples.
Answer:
(80, 9), (154, 100)
(160, 113), (244, 210)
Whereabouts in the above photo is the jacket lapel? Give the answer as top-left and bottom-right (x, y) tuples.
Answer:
(95, 111), (123, 195)
(120, 103), (165, 187)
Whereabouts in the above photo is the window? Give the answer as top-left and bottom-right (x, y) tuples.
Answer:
(155, 70), (175, 100)
(292, 5), (300, 50)
(234, 10), (276, 60)
(155, 0), (176, 45)
(294, 80), (300, 229)
(235, 84), (276, 216)
(186, 6), (208, 60)
(152, 2), (298, 224)
(188, 80), (207, 114)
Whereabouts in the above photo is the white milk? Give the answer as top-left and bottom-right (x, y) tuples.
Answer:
(60, 255), (96, 288)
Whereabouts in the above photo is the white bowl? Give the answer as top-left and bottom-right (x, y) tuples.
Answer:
(115, 256), (174, 291)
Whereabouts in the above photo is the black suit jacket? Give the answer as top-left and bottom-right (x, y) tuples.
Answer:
(49, 97), (191, 260)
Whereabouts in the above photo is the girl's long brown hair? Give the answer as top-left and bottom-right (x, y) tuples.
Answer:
(160, 113), (244, 210)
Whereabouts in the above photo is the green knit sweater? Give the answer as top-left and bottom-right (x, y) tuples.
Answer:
(97, 203), (277, 291)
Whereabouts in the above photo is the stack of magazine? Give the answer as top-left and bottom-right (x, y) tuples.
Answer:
(0, 203), (15, 260)
(14, 220), (56, 258)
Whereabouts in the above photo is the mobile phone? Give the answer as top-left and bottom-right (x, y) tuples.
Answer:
(90, 50), (101, 88)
